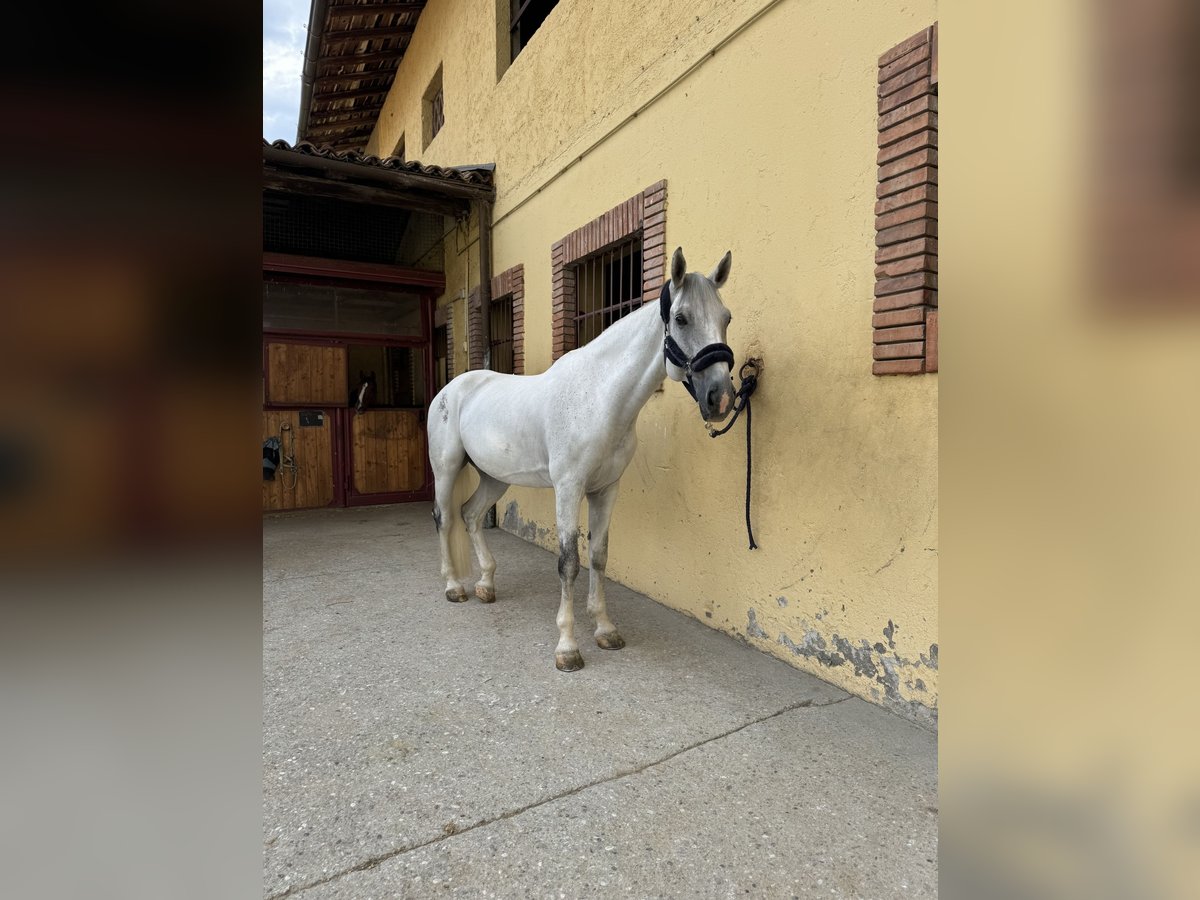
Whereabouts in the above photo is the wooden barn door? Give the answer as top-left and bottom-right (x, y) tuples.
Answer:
(344, 343), (430, 505)
(262, 341), (345, 512)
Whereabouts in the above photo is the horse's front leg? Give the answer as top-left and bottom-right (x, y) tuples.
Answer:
(553, 481), (586, 672)
(586, 481), (624, 650)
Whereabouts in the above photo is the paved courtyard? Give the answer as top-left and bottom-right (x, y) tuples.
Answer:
(264, 504), (937, 898)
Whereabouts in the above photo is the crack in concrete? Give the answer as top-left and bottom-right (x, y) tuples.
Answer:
(265, 694), (852, 899)
(264, 566), (404, 586)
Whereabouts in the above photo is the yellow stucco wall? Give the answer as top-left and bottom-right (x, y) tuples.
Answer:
(367, 0), (938, 725)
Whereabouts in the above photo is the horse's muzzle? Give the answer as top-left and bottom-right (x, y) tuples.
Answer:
(696, 369), (736, 423)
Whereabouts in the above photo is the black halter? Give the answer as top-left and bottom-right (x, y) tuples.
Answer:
(659, 282), (735, 400)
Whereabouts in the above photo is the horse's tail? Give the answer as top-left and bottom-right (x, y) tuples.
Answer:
(447, 463), (475, 579)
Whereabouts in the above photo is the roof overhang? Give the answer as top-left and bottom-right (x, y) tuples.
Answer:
(297, 1), (428, 152)
(264, 139), (495, 217)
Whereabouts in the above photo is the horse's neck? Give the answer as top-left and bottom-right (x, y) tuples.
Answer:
(576, 302), (666, 429)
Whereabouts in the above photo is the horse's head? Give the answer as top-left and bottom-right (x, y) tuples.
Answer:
(662, 247), (737, 423)
(354, 371), (377, 414)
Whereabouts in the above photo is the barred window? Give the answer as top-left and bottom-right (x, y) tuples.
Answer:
(572, 238), (643, 348)
(489, 295), (515, 374)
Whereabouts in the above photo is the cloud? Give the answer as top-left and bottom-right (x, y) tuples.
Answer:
(262, 0), (309, 142)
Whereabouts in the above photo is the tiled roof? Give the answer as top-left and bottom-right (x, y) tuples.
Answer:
(298, 1), (428, 151)
(264, 139), (494, 187)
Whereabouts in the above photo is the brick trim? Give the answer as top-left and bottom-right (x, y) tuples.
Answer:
(873, 24), (938, 375)
(444, 303), (455, 379)
(466, 264), (526, 374)
(467, 287), (483, 371)
(551, 181), (667, 361)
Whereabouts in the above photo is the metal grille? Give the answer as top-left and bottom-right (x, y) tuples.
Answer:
(263, 190), (445, 269)
(263, 281), (424, 336)
(387, 347), (426, 407)
(489, 296), (515, 374)
(430, 88), (444, 139)
(572, 237), (643, 347)
(433, 325), (448, 390)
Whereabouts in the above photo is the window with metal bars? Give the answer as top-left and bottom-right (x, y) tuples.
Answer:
(510, 0), (559, 62)
(572, 238), (643, 348)
(489, 296), (515, 374)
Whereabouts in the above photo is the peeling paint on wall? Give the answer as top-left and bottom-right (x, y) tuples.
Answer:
(771, 614), (937, 727)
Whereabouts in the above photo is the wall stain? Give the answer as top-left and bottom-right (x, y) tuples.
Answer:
(746, 609), (768, 639)
(502, 500), (552, 546)
(773, 617), (937, 729)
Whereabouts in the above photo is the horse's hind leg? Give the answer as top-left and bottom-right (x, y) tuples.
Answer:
(432, 457), (470, 603)
(586, 481), (624, 650)
(462, 473), (509, 602)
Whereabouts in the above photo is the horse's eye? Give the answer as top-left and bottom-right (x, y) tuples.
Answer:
(674, 314), (687, 326)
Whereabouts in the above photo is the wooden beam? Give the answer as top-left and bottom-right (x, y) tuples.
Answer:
(317, 49), (403, 69)
(312, 84), (393, 103)
(306, 114), (376, 129)
(315, 69), (397, 90)
(264, 171), (466, 216)
(326, 2), (425, 17)
(305, 123), (376, 139)
(308, 109), (378, 126)
(263, 252), (447, 291)
(321, 25), (414, 43)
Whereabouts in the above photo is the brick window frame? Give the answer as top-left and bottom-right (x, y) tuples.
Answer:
(467, 263), (525, 374)
(551, 181), (667, 361)
(873, 24), (938, 375)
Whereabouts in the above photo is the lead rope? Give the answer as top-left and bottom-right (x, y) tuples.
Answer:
(278, 422), (298, 491)
(706, 359), (761, 549)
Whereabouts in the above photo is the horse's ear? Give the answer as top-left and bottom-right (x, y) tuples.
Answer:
(670, 247), (687, 290)
(709, 251), (732, 288)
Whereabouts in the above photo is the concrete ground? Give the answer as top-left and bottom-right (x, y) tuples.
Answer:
(264, 504), (937, 899)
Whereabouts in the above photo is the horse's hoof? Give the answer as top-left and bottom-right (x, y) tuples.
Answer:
(475, 584), (496, 603)
(445, 589), (469, 603)
(555, 650), (585, 672)
(596, 631), (625, 650)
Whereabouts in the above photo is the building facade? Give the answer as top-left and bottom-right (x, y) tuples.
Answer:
(314, 0), (938, 724)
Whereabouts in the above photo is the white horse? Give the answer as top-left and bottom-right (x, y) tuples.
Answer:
(428, 247), (736, 671)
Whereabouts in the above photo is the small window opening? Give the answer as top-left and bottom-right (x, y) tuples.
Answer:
(510, 0), (559, 63)
(423, 66), (444, 148)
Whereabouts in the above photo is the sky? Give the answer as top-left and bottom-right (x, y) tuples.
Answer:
(263, 0), (311, 142)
